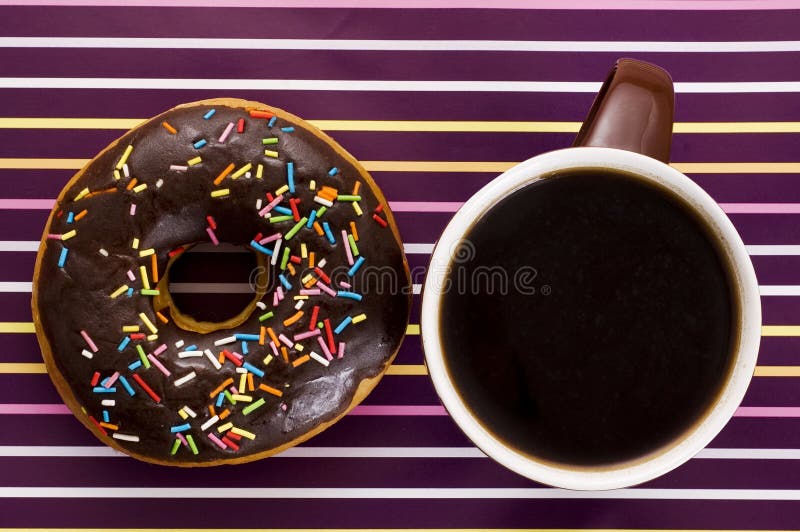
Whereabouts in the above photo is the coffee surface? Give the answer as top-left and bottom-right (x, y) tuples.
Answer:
(439, 170), (735, 466)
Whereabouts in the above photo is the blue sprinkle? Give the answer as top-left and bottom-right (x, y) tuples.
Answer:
(337, 291), (363, 302)
(347, 256), (365, 277)
(102, 410), (110, 423)
(100, 377), (110, 387)
(241, 341), (249, 355)
(66, 211), (75, 224)
(126, 287), (134, 297)
(127, 360), (142, 371)
(118, 375), (135, 396)
(250, 240), (273, 256)
(306, 210), (317, 228)
(203, 109), (216, 120)
(268, 116), (277, 127)
(328, 167), (339, 176)
(185, 345), (197, 352)
(334, 316), (353, 334)
(279, 273), (292, 290)
(215, 392), (225, 408)
(287, 162), (295, 193)
(235, 334), (260, 342)
(273, 205), (293, 216)
(281, 127), (295, 133)
(117, 336), (131, 352)
(93, 386), (116, 394)
(171, 423), (191, 433)
(57, 247), (68, 268)
(242, 362), (265, 378)
(193, 138), (207, 149)
(322, 222), (335, 245)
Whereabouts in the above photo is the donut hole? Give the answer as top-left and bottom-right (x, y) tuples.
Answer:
(155, 242), (269, 333)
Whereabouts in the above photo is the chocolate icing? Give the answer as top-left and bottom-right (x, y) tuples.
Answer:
(33, 100), (411, 464)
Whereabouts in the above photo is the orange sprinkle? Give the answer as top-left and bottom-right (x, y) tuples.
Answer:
(267, 327), (280, 347)
(218, 351), (226, 364)
(321, 185), (338, 196)
(283, 310), (304, 327)
(125, 178), (138, 191)
(303, 276), (317, 289)
(313, 222), (324, 236)
(208, 404), (215, 417)
(219, 408), (231, 420)
(349, 221), (359, 241)
(352, 181), (361, 195)
(247, 373), (254, 392)
(287, 263), (296, 275)
(292, 354), (310, 367)
(259, 326), (266, 346)
(99, 422), (119, 430)
(155, 311), (169, 324)
(151, 253), (159, 283)
(161, 121), (177, 134)
(281, 346), (289, 363)
(209, 377), (234, 398)
(74, 209), (88, 221)
(259, 383), (283, 397)
(317, 190), (337, 201)
(309, 252), (315, 268)
(213, 162), (235, 186)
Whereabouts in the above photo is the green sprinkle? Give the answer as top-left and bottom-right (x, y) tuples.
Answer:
(280, 247), (291, 270)
(269, 215), (293, 224)
(318, 321), (324, 329)
(262, 137), (279, 145)
(258, 311), (275, 322)
(140, 289), (160, 296)
(337, 195), (362, 202)
(223, 389), (236, 405)
(315, 206), (327, 218)
(170, 438), (181, 455)
(136, 344), (150, 369)
(348, 234), (360, 257)
(186, 434), (199, 455)
(242, 397), (266, 415)
(284, 217), (307, 240)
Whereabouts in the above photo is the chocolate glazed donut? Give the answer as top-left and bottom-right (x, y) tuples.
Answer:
(32, 99), (412, 466)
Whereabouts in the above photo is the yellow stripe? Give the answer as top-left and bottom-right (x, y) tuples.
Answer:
(761, 325), (800, 336)
(0, 363), (45, 374)
(3, 117), (800, 133)
(385, 364), (428, 375)
(0, 322), (35, 333)
(754, 366), (800, 377)
(4, 158), (799, 174)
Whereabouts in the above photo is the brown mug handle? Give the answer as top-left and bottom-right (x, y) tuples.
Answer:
(573, 58), (675, 164)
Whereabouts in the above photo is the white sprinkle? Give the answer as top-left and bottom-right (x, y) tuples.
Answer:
(126, 269), (136, 281)
(256, 301), (267, 310)
(101, 399), (116, 407)
(170, 165), (188, 172)
(310, 351), (330, 367)
(294, 300), (304, 310)
(318, 258), (327, 268)
(174, 340), (185, 349)
(122, 163), (130, 178)
(178, 351), (203, 358)
(256, 199), (263, 210)
(80, 349), (93, 359)
(271, 239), (282, 266)
(204, 349), (222, 370)
(174, 371), (197, 387)
(112, 433), (140, 442)
(214, 336), (237, 346)
(235, 367), (248, 374)
(182, 406), (197, 418)
(200, 415), (220, 431)
(130, 203), (136, 216)
(98, 248), (109, 257)
(155, 178), (164, 188)
(313, 196), (334, 207)
(245, 171), (252, 179)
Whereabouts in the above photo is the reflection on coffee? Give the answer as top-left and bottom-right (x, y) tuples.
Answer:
(439, 170), (737, 466)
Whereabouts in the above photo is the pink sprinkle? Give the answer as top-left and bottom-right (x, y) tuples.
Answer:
(278, 334), (294, 348)
(229, 386), (239, 394)
(170, 165), (188, 172)
(338, 342), (346, 359)
(218, 121), (235, 143)
(206, 226), (219, 246)
(269, 341), (279, 357)
(126, 269), (136, 281)
(277, 286), (285, 301)
(231, 351), (244, 360)
(342, 230), (354, 265)
(80, 330), (99, 353)
(153, 343), (168, 356)
(258, 194), (284, 216)
(272, 291), (280, 306)
(104, 371), (120, 388)
(293, 329), (321, 341)
(130, 203), (137, 216)
(208, 432), (227, 450)
(259, 233), (282, 245)
(177, 433), (189, 446)
(339, 281), (351, 289)
(317, 336), (333, 361)
(281, 403), (287, 411)
(147, 354), (171, 377)
(300, 289), (321, 296)
(47, 233), (62, 240)
(316, 281), (337, 297)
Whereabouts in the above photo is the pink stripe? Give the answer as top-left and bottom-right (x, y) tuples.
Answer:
(0, 403), (71, 414)
(389, 201), (463, 213)
(720, 203), (800, 214)
(0, 0), (794, 9)
(0, 403), (449, 416)
(734, 406), (800, 417)
(0, 199), (55, 210)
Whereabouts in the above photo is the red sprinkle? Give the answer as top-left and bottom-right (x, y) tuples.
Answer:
(131, 373), (161, 403)
(226, 430), (242, 441)
(56, 209), (64, 218)
(309, 305), (320, 331)
(236, 118), (245, 133)
(222, 350), (243, 367)
(90, 371), (101, 387)
(88, 415), (108, 436)
(249, 110), (274, 119)
(129, 333), (146, 340)
(266, 192), (274, 202)
(324, 318), (336, 354)
(221, 436), (240, 451)
(314, 267), (331, 285)
(253, 232), (263, 242)
(374, 204), (384, 214)
(168, 245), (186, 258)
(206, 215), (217, 230)
(289, 255), (302, 264)
(372, 214), (388, 227)
(289, 198), (300, 221)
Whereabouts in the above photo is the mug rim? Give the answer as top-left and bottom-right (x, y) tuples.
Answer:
(420, 146), (762, 491)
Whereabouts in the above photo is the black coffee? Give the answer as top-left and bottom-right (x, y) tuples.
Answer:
(439, 170), (737, 466)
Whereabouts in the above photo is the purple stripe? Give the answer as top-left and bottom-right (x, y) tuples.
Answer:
(0, 402), (448, 415)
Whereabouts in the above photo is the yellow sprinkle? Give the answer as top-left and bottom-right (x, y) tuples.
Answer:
(217, 422), (234, 433)
(293, 295), (309, 300)
(61, 229), (77, 240)
(122, 325), (140, 333)
(211, 189), (230, 198)
(139, 312), (158, 334)
(256, 164), (264, 179)
(139, 265), (150, 290)
(187, 156), (202, 166)
(231, 394), (253, 402)
(110, 284), (129, 298)
(264, 150), (279, 158)
(138, 248), (155, 257)
(352, 313), (367, 324)
(231, 427), (256, 440)
(300, 243), (308, 258)
(73, 187), (90, 201)
(238, 373), (247, 394)
(301, 274), (314, 285)
(275, 184), (289, 195)
(178, 408), (189, 420)
(113, 169), (121, 180)
(131, 237), (140, 249)
(146, 334), (159, 341)
(231, 162), (252, 179)
(132, 183), (147, 193)
(116, 145), (133, 170)
(310, 180), (316, 190)
(295, 343), (304, 352)
(353, 201), (363, 216)
(263, 354), (273, 366)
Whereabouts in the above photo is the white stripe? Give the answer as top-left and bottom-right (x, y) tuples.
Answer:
(3, 37), (800, 53)
(759, 285), (800, 296)
(0, 78), (799, 93)
(403, 243), (435, 254)
(746, 245), (800, 255)
(0, 241), (38, 252)
(0, 486), (800, 499)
